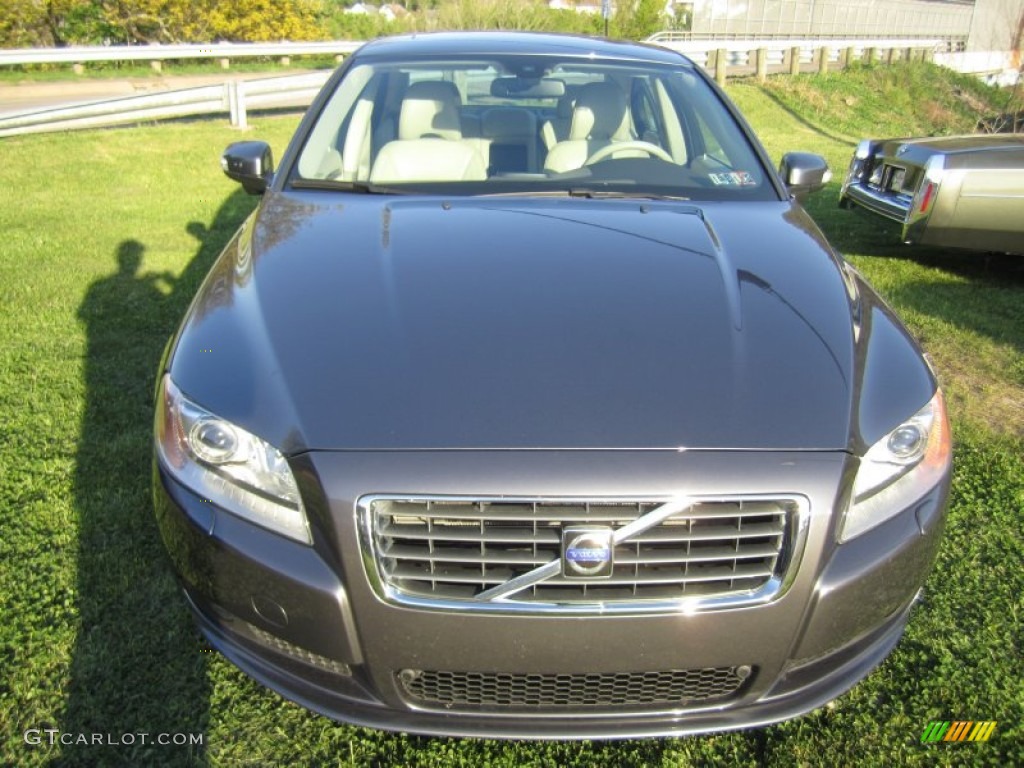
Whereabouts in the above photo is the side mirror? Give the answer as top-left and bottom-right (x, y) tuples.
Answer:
(222, 141), (274, 195)
(779, 152), (832, 200)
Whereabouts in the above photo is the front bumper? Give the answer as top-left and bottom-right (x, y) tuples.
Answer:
(153, 449), (949, 739)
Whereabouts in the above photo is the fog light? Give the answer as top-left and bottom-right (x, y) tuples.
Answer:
(246, 623), (352, 676)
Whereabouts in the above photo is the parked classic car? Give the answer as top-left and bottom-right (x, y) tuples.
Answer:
(839, 134), (1024, 254)
(152, 31), (952, 738)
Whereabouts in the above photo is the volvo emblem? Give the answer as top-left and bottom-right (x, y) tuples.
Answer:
(561, 526), (614, 579)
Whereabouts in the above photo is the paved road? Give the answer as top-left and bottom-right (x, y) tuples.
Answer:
(0, 71), (308, 117)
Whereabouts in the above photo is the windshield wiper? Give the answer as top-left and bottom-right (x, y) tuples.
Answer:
(290, 179), (410, 195)
(566, 188), (690, 201)
(293, 179), (691, 200)
(481, 188), (690, 201)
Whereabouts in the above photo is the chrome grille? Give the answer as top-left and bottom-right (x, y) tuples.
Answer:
(363, 496), (800, 610)
(398, 666), (752, 710)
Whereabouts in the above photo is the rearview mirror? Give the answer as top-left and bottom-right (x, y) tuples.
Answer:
(222, 141), (274, 195)
(490, 77), (566, 99)
(779, 152), (831, 200)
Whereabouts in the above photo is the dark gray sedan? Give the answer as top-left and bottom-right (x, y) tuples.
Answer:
(153, 32), (952, 738)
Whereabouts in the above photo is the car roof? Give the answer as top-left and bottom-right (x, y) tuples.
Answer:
(353, 31), (693, 67)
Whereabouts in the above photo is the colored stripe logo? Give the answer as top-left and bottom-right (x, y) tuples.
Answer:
(921, 721), (997, 743)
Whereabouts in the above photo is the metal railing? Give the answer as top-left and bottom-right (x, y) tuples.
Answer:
(648, 30), (966, 52)
(0, 37), (946, 138)
(649, 37), (942, 83)
(0, 40), (362, 68)
(0, 71), (330, 137)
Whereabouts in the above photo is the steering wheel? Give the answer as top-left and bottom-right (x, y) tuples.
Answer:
(584, 141), (674, 166)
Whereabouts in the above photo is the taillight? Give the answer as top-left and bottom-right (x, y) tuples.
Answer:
(914, 155), (944, 217)
(917, 181), (936, 214)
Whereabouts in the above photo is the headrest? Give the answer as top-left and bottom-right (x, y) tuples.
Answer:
(399, 81), (463, 140)
(569, 81), (628, 141)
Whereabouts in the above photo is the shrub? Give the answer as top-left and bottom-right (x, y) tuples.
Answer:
(0, 0), (326, 46)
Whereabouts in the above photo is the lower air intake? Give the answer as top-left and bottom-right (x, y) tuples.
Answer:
(398, 666), (752, 711)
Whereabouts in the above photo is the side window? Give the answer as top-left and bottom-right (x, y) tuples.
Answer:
(652, 76), (688, 165)
(296, 64), (375, 180)
(678, 81), (765, 189)
(693, 113), (730, 167)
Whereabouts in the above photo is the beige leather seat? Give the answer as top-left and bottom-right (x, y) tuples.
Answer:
(541, 91), (576, 152)
(370, 81), (486, 183)
(339, 96), (374, 181)
(543, 81), (637, 174)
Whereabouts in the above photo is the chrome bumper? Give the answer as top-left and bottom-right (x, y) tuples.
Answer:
(839, 180), (912, 225)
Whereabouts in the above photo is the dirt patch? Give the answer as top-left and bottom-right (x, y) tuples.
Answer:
(952, 85), (990, 115)
(923, 100), (956, 128)
(930, 346), (1024, 439)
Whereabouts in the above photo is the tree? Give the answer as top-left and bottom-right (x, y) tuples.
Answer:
(0, 0), (105, 47)
(612, 0), (664, 41)
(206, 0), (324, 42)
(100, 0), (211, 43)
(97, 0), (324, 44)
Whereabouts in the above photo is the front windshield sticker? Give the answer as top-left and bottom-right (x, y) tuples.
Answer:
(709, 171), (756, 187)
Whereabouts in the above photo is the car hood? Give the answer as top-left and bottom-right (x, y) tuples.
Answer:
(171, 193), (867, 452)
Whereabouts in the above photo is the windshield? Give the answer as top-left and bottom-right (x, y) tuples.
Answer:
(292, 53), (776, 201)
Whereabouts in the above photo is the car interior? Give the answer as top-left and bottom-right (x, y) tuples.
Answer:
(294, 58), (770, 197)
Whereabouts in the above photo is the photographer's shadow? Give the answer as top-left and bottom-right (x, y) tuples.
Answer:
(65, 190), (254, 765)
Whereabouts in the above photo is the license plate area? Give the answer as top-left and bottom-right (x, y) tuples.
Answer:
(886, 166), (906, 193)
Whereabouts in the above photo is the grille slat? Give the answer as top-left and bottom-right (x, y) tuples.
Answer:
(388, 563), (520, 585)
(614, 542), (781, 565)
(398, 666), (752, 710)
(391, 502), (657, 523)
(384, 544), (554, 566)
(631, 520), (785, 542)
(368, 497), (794, 607)
(544, 562), (775, 586)
(381, 523), (562, 545)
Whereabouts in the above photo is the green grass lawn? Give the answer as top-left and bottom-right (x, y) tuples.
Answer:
(1, 63), (1022, 766)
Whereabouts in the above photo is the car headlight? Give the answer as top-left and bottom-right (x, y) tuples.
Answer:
(840, 389), (951, 542)
(155, 374), (311, 544)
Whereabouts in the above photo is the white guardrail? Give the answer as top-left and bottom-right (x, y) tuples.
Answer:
(0, 71), (331, 137)
(0, 37), (941, 138)
(0, 40), (363, 67)
(653, 37), (941, 69)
